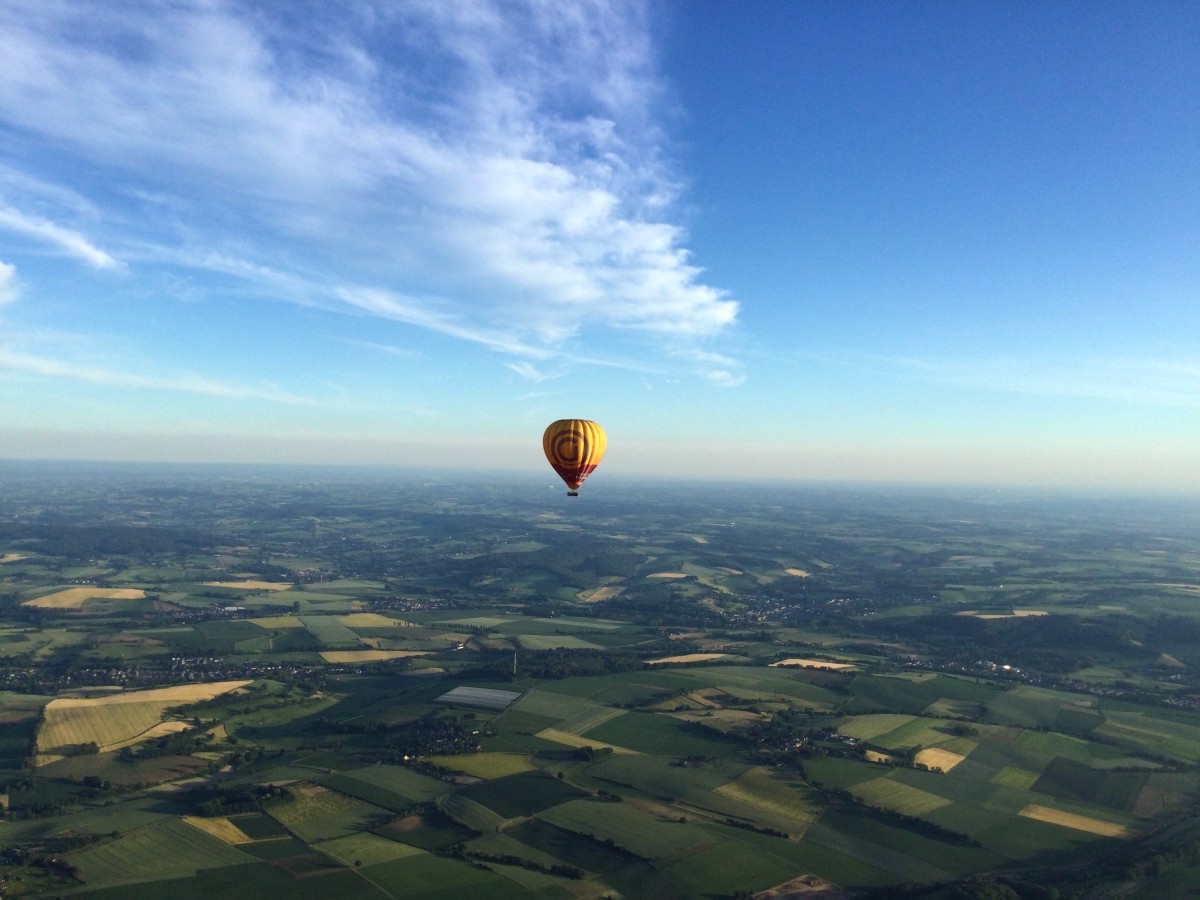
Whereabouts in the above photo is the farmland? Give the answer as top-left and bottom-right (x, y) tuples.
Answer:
(1, 462), (1200, 897)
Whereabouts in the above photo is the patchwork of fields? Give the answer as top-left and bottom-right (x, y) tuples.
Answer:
(3, 472), (1200, 897)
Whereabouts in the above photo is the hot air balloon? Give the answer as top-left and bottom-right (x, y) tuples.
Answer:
(543, 419), (606, 496)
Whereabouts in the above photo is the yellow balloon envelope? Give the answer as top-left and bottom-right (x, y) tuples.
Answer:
(543, 419), (606, 495)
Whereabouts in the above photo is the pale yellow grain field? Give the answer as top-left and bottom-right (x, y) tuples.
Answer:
(36, 680), (250, 765)
(247, 615), (306, 628)
(203, 580), (292, 590)
(23, 588), (146, 609)
(337, 613), (411, 628)
(182, 815), (254, 844)
(645, 653), (726, 665)
(535, 728), (638, 755)
(769, 658), (854, 670)
(915, 747), (968, 772)
(319, 650), (430, 663)
(1, 553), (29, 564)
(647, 572), (688, 579)
(1019, 804), (1129, 837)
(578, 586), (624, 602)
(785, 568), (810, 577)
(106, 720), (193, 751)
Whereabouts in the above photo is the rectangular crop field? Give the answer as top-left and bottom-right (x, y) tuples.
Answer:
(1094, 711), (1200, 764)
(458, 771), (589, 818)
(1019, 804), (1130, 837)
(535, 727), (637, 754)
(363, 851), (525, 900)
(320, 649), (429, 662)
(850, 776), (953, 817)
(538, 798), (716, 859)
(423, 752), (535, 779)
(330, 765), (450, 804)
(714, 766), (823, 823)
(582, 710), (743, 758)
(591, 754), (748, 796)
(299, 615), (362, 645)
(23, 587), (146, 608)
(36, 680), (250, 764)
(203, 580), (293, 590)
(314, 832), (425, 867)
(510, 688), (602, 720)
(513, 633), (604, 650)
(268, 783), (393, 842)
(181, 816), (253, 844)
(67, 817), (257, 888)
(915, 747), (969, 772)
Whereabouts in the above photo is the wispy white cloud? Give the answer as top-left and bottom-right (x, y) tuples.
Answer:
(336, 337), (419, 359)
(0, 348), (313, 405)
(0, 206), (120, 269)
(673, 346), (746, 387)
(0, 260), (17, 306)
(0, 0), (737, 371)
(505, 361), (560, 382)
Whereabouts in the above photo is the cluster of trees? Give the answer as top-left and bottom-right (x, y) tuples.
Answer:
(189, 783), (290, 817)
(453, 847), (584, 880)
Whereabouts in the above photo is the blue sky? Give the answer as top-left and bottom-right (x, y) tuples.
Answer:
(1, 1), (1196, 491)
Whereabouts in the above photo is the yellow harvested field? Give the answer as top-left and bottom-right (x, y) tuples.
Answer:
(248, 615), (306, 628)
(647, 572), (688, 579)
(182, 815), (253, 844)
(688, 535), (710, 543)
(955, 609), (1048, 619)
(36, 680), (250, 766)
(645, 653), (726, 665)
(852, 777), (951, 816)
(769, 658), (854, 670)
(915, 747), (967, 772)
(23, 587), (145, 609)
(865, 750), (896, 764)
(107, 720), (192, 751)
(785, 568), (810, 577)
(203, 580), (292, 590)
(1019, 804), (1129, 837)
(423, 752), (535, 779)
(319, 650), (430, 663)
(337, 613), (410, 628)
(578, 586), (624, 602)
(715, 766), (821, 823)
(1, 553), (28, 564)
(536, 728), (638, 755)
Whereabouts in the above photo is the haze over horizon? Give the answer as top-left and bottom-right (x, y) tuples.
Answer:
(1, 2), (1196, 493)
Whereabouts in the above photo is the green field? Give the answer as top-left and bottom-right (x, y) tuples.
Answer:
(5, 469), (1200, 897)
(539, 797), (715, 859)
(67, 818), (257, 888)
(267, 783), (393, 842)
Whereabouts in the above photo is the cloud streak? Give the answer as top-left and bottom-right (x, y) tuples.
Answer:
(0, 260), (17, 306)
(0, 0), (737, 371)
(0, 348), (312, 405)
(0, 206), (119, 269)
